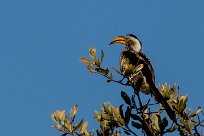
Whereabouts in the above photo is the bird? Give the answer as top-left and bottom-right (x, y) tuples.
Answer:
(109, 34), (176, 121)
(109, 34), (154, 94)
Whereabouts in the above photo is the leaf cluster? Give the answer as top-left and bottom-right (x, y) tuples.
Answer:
(51, 105), (94, 136)
(80, 48), (109, 76)
(80, 48), (125, 85)
(51, 48), (204, 136)
(94, 102), (124, 136)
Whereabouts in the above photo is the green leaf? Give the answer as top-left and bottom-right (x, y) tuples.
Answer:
(94, 110), (100, 117)
(94, 110), (101, 121)
(178, 95), (188, 113)
(131, 95), (137, 108)
(125, 106), (131, 124)
(130, 114), (140, 121)
(100, 120), (109, 130)
(103, 103), (109, 113)
(121, 91), (131, 105)
(95, 59), (100, 67)
(154, 114), (161, 132)
(111, 105), (125, 125)
(178, 116), (189, 131)
(73, 105), (78, 116)
(131, 121), (142, 129)
(100, 50), (104, 63)
(119, 104), (124, 120)
(80, 57), (93, 65)
(89, 48), (96, 61)
(101, 113), (110, 120)
(51, 113), (58, 123)
(64, 120), (72, 133)
(87, 65), (96, 73)
(70, 105), (78, 118)
(80, 121), (88, 134)
(64, 115), (70, 126)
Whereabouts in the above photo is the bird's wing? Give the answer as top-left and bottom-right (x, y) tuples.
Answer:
(120, 51), (140, 75)
(137, 52), (155, 83)
(137, 53), (176, 121)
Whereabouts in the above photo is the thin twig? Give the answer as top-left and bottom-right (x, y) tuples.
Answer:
(100, 73), (130, 86)
(147, 102), (159, 106)
(124, 124), (138, 136)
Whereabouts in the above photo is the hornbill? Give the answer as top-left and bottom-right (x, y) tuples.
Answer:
(109, 34), (176, 121)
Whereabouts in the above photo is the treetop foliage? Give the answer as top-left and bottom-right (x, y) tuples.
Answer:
(51, 48), (204, 136)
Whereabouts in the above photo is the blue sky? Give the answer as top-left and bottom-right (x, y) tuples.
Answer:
(0, 0), (203, 135)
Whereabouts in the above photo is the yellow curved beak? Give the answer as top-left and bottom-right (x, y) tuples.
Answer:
(109, 36), (128, 46)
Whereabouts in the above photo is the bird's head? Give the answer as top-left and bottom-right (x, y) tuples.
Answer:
(109, 34), (142, 53)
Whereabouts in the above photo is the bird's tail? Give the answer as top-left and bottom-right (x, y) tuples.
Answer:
(128, 64), (176, 121)
(148, 80), (176, 122)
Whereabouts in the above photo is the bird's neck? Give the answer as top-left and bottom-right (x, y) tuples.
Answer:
(131, 44), (141, 53)
(124, 45), (141, 54)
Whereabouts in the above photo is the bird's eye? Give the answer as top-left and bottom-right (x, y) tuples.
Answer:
(126, 39), (129, 42)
